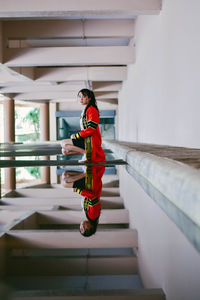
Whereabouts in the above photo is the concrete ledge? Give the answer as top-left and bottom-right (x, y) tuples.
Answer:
(13, 288), (165, 300)
(103, 140), (200, 253)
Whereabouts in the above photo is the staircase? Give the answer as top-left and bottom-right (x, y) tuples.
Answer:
(1, 176), (165, 299)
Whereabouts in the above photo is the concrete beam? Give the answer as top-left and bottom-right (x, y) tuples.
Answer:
(0, 211), (31, 227)
(37, 209), (129, 225)
(13, 91), (118, 101)
(92, 82), (122, 92)
(4, 19), (135, 38)
(0, 21), (3, 63)
(0, 196), (123, 208)
(0, 0), (162, 18)
(95, 91), (118, 99)
(35, 66), (127, 82)
(0, 288), (166, 300)
(14, 91), (77, 101)
(10, 67), (35, 80)
(0, 65), (33, 84)
(6, 187), (120, 198)
(5, 229), (138, 248)
(0, 82), (85, 93)
(2, 211), (36, 231)
(4, 46), (135, 67)
(0, 205), (56, 211)
(7, 256), (137, 276)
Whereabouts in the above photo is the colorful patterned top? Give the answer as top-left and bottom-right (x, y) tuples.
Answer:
(74, 104), (105, 163)
(73, 165), (105, 221)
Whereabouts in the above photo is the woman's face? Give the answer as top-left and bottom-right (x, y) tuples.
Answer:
(79, 93), (90, 106)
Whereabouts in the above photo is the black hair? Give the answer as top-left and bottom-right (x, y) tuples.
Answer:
(78, 88), (99, 114)
(80, 216), (99, 238)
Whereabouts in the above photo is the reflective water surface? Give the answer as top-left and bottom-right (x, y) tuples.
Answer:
(0, 143), (143, 299)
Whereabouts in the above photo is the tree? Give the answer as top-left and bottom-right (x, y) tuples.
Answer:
(23, 107), (40, 140)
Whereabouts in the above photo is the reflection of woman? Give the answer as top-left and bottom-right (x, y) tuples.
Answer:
(61, 165), (105, 237)
(61, 89), (105, 163)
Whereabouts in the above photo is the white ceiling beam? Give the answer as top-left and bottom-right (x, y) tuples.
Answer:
(52, 98), (118, 105)
(4, 46), (135, 67)
(6, 229), (137, 248)
(13, 90), (118, 101)
(0, 82), (121, 93)
(95, 92), (118, 99)
(14, 91), (77, 101)
(0, 82), (86, 93)
(10, 67), (35, 80)
(92, 81), (122, 92)
(0, 0), (162, 18)
(0, 22), (3, 63)
(4, 19), (135, 38)
(97, 98), (118, 105)
(35, 66), (127, 82)
(0, 64), (33, 84)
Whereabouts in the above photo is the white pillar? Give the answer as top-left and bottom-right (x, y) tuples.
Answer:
(40, 103), (50, 184)
(4, 99), (16, 191)
(50, 103), (58, 184)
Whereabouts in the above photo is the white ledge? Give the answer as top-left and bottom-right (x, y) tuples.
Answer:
(103, 140), (200, 253)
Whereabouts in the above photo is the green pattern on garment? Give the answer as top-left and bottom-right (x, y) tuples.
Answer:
(87, 120), (98, 130)
(83, 197), (99, 213)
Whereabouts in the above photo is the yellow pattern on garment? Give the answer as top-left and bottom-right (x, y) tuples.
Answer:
(85, 166), (93, 191)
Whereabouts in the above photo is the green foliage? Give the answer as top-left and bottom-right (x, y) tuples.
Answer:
(16, 133), (39, 142)
(15, 108), (19, 121)
(25, 167), (41, 179)
(23, 107), (40, 140)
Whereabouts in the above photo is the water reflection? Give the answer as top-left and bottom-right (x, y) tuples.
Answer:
(61, 165), (105, 237)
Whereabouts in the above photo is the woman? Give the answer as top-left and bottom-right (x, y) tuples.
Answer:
(61, 89), (105, 163)
(61, 165), (105, 237)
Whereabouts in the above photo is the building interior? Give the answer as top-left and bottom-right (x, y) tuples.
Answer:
(0, 1), (200, 299)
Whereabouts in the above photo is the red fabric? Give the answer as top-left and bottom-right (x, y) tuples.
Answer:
(80, 165), (105, 200)
(80, 165), (105, 220)
(79, 106), (105, 163)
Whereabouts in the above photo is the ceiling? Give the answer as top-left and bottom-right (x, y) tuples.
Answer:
(0, 0), (162, 106)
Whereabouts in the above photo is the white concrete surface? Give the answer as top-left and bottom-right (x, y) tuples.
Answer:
(119, 166), (200, 300)
(118, 0), (200, 148)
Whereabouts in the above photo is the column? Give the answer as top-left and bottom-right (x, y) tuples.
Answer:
(40, 103), (50, 184)
(4, 99), (16, 191)
(49, 103), (58, 184)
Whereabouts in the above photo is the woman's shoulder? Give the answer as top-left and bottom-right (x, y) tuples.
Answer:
(86, 105), (98, 114)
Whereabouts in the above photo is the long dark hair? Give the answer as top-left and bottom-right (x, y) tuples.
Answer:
(80, 217), (99, 238)
(78, 88), (99, 114)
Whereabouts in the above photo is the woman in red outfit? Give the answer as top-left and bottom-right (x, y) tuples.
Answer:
(61, 89), (105, 163)
(74, 165), (105, 237)
(61, 165), (105, 237)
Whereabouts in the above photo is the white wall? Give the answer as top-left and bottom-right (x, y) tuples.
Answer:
(119, 166), (200, 300)
(118, 0), (200, 148)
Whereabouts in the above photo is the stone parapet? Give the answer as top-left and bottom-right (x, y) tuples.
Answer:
(103, 140), (200, 253)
